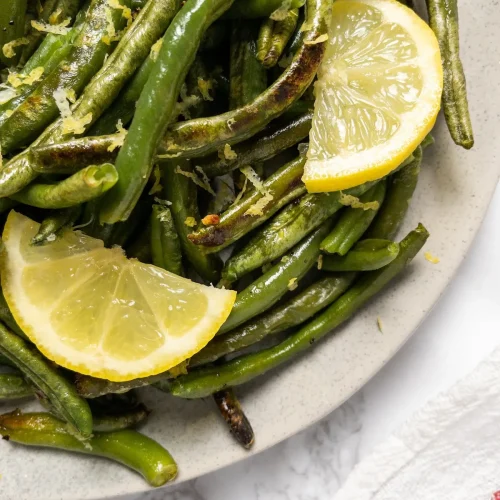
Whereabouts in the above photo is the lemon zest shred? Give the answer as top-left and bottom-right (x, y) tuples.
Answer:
(7, 67), (44, 88)
(48, 8), (63, 25)
(107, 119), (128, 152)
(150, 38), (163, 61)
(424, 251), (440, 264)
(175, 166), (215, 195)
(53, 88), (92, 135)
(31, 18), (71, 35)
(149, 165), (163, 195)
(197, 77), (214, 101)
(339, 192), (379, 211)
(317, 254), (323, 270)
(377, 317), (383, 333)
(184, 217), (197, 228)
(287, 278), (298, 291)
(2, 37), (29, 59)
(240, 166), (275, 216)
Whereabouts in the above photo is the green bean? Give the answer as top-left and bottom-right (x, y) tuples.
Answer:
(0, 323), (92, 437)
(167, 224), (429, 398)
(322, 239), (400, 272)
(0, 410), (177, 487)
(0, 291), (27, 340)
(320, 181), (387, 255)
(189, 154), (306, 253)
(219, 221), (332, 333)
(213, 389), (254, 449)
(366, 147), (423, 240)
(162, 160), (222, 284)
(99, 0), (232, 225)
(223, 182), (375, 282)
(256, 18), (273, 64)
(92, 404), (150, 432)
(157, 0), (329, 159)
(199, 111), (312, 178)
(191, 273), (355, 367)
(0, 0), (28, 66)
(0, 354), (16, 368)
(230, 20), (267, 110)
(31, 206), (81, 245)
(0, 374), (34, 400)
(131, 0), (147, 8)
(0, 0), (129, 156)
(425, 0), (473, 149)
(261, 9), (299, 68)
(225, 0), (305, 19)
(11, 163), (118, 209)
(30, 135), (119, 175)
(151, 204), (184, 277)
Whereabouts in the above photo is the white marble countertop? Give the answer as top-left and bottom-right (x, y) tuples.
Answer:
(128, 183), (500, 500)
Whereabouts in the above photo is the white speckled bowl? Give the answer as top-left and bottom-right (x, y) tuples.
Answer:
(1, 1), (499, 499)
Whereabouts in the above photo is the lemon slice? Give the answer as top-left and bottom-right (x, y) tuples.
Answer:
(303, 0), (443, 193)
(1, 211), (236, 382)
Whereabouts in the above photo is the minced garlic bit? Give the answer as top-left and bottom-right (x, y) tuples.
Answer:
(175, 166), (215, 195)
(53, 88), (92, 135)
(339, 192), (379, 211)
(201, 214), (220, 226)
(184, 217), (197, 228)
(107, 119), (128, 152)
(150, 38), (163, 61)
(304, 34), (329, 45)
(377, 317), (383, 333)
(7, 67), (44, 88)
(2, 37), (29, 59)
(424, 252), (440, 264)
(270, 0), (292, 21)
(219, 143), (237, 161)
(197, 77), (214, 101)
(31, 18), (71, 35)
(317, 254), (323, 270)
(287, 278), (298, 291)
(148, 164), (162, 195)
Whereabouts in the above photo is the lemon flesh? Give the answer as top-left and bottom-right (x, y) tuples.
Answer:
(1, 211), (236, 382)
(303, 0), (443, 193)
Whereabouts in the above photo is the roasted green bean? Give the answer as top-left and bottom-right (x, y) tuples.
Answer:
(321, 239), (400, 272)
(191, 273), (355, 367)
(31, 206), (82, 245)
(0, 410), (177, 487)
(150, 204), (184, 277)
(213, 389), (254, 449)
(225, 0), (305, 19)
(426, 0), (473, 148)
(320, 181), (387, 255)
(167, 224), (429, 398)
(0, 323), (92, 437)
(219, 221), (333, 333)
(223, 182), (375, 282)
(11, 163), (118, 209)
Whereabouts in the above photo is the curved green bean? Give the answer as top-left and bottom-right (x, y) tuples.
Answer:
(31, 206), (81, 245)
(321, 239), (400, 272)
(151, 204), (184, 277)
(99, 0), (232, 224)
(11, 163), (118, 209)
(222, 182), (375, 282)
(189, 154), (306, 253)
(320, 181), (387, 255)
(0, 323), (92, 437)
(261, 9), (299, 68)
(167, 224), (429, 398)
(199, 111), (312, 178)
(92, 404), (150, 432)
(157, 0), (330, 159)
(191, 273), (355, 367)
(0, 411), (177, 487)
(256, 18), (274, 64)
(426, 0), (473, 149)
(219, 220), (333, 333)
(0, 374), (34, 400)
(225, 0), (305, 19)
(213, 389), (254, 449)
(366, 147), (423, 240)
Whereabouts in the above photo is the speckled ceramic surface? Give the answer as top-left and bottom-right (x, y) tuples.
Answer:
(1, 2), (499, 499)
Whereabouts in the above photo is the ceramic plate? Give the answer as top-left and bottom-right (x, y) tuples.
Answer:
(1, 1), (499, 499)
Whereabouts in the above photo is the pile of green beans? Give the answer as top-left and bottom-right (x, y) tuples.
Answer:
(0, 0), (472, 486)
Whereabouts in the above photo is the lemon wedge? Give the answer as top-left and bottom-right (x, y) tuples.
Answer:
(303, 0), (443, 193)
(1, 211), (236, 382)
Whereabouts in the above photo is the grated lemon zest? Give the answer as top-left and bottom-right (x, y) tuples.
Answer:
(7, 67), (44, 88)
(2, 37), (29, 58)
(107, 119), (128, 152)
(31, 19), (71, 35)
(184, 217), (197, 228)
(150, 39), (163, 61)
(424, 252), (440, 264)
(339, 192), (379, 211)
(175, 166), (215, 195)
(287, 278), (298, 291)
(53, 88), (92, 135)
